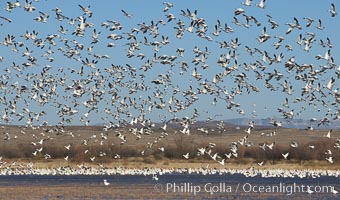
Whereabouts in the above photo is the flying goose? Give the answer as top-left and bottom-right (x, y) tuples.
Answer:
(121, 9), (132, 18)
(242, 0), (252, 6)
(103, 179), (110, 186)
(330, 3), (337, 17)
(183, 152), (189, 159)
(255, 0), (266, 9)
(282, 152), (289, 160)
(163, 2), (173, 12)
(326, 156), (334, 164)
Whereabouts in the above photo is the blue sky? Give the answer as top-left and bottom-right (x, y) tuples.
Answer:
(0, 0), (338, 126)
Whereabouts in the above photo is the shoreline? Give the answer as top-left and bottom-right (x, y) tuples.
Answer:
(1, 158), (339, 177)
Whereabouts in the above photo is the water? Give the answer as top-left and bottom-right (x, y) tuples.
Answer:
(0, 174), (338, 199)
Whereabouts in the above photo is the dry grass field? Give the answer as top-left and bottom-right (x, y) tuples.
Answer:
(0, 123), (339, 169)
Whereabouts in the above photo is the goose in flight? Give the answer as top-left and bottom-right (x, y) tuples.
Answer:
(290, 141), (298, 148)
(307, 187), (314, 194)
(259, 143), (266, 150)
(282, 152), (289, 160)
(121, 9), (132, 18)
(163, 2), (173, 12)
(242, 0), (252, 6)
(218, 159), (225, 165)
(4, 1), (20, 12)
(266, 142), (275, 150)
(245, 127), (252, 134)
(34, 11), (49, 23)
(285, 17), (301, 34)
(152, 174), (159, 181)
(225, 153), (232, 159)
(326, 156), (334, 164)
(24, 0), (36, 12)
(257, 26), (270, 43)
(78, 4), (93, 17)
(325, 150), (332, 155)
(330, 3), (337, 17)
(303, 17), (314, 27)
(324, 129), (332, 138)
(0, 16), (12, 23)
(255, 0), (266, 9)
(90, 156), (96, 162)
(270, 120), (282, 127)
(183, 152), (189, 159)
(158, 147), (165, 152)
(326, 77), (335, 90)
(332, 188), (338, 194)
(64, 144), (71, 150)
(316, 19), (324, 30)
(234, 8), (245, 16)
(197, 147), (205, 156)
(211, 152), (219, 160)
(103, 179), (110, 186)
(268, 17), (279, 29)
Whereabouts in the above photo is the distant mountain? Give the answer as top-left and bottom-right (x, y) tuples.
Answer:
(223, 118), (340, 129)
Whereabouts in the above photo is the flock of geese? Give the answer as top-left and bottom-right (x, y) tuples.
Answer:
(0, 163), (339, 179)
(0, 0), (339, 181)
